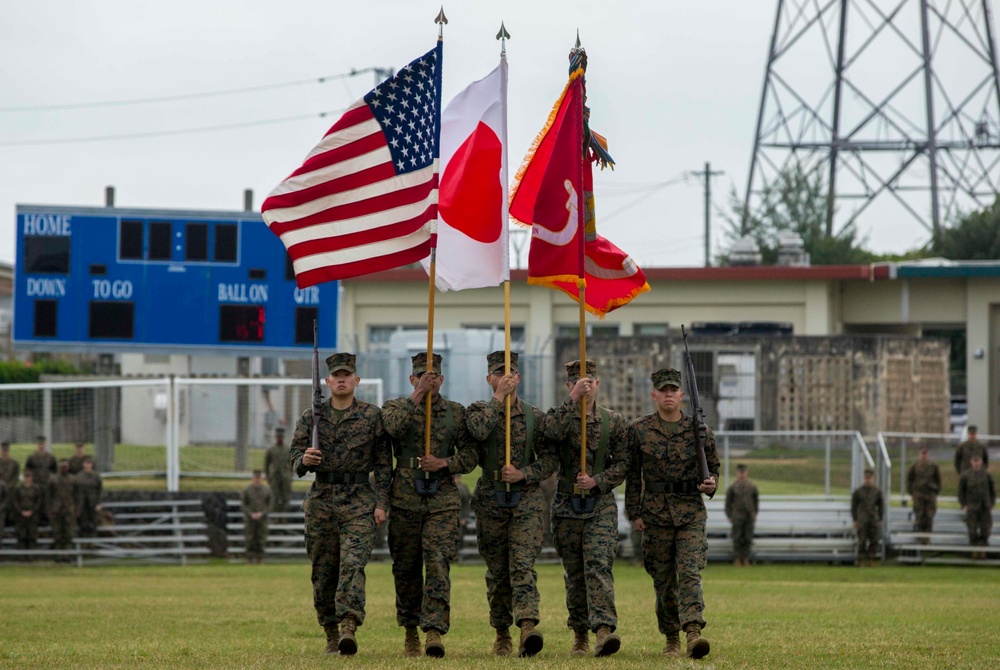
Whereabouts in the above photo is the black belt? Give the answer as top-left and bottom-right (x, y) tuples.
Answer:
(646, 480), (701, 494)
(314, 471), (368, 485)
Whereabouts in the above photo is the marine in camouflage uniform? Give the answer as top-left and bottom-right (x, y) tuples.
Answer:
(11, 471), (43, 551)
(958, 456), (996, 559)
(241, 470), (271, 563)
(456, 351), (556, 657)
(74, 457), (103, 537)
(25, 437), (56, 524)
(382, 352), (476, 658)
(954, 425), (989, 474)
(49, 460), (78, 557)
(0, 441), (18, 528)
(543, 359), (629, 658)
(264, 427), (292, 513)
(68, 443), (88, 475)
(290, 352), (392, 656)
(906, 447), (941, 539)
(626, 368), (719, 659)
(851, 468), (884, 566)
(724, 463), (758, 565)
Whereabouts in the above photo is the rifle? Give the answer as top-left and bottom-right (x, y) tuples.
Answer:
(311, 320), (322, 459)
(681, 325), (711, 482)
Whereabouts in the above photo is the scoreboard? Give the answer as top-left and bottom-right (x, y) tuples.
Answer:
(14, 204), (338, 357)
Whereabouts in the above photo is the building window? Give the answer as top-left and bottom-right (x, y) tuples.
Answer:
(557, 324), (619, 338)
(461, 324), (526, 345)
(635, 323), (669, 336)
(368, 325), (425, 352)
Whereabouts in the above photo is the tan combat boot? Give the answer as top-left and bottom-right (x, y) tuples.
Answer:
(338, 617), (358, 656)
(570, 629), (589, 655)
(403, 626), (421, 658)
(685, 623), (710, 659)
(663, 632), (681, 657)
(492, 627), (513, 656)
(425, 629), (446, 658)
(519, 621), (544, 657)
(324, 625), (340, 655)
(594, 625), (621, 657)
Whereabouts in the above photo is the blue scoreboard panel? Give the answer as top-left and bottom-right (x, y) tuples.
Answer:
(14, 204), (337, 357)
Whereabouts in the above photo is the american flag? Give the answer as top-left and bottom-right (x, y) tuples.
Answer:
(262, 43), (442, 287)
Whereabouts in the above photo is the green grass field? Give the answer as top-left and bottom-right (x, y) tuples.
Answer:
(0, 561), (997, 669)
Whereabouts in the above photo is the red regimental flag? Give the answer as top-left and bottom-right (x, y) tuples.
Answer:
(509, 68), (649, 317)
(509, 69), (586, 286)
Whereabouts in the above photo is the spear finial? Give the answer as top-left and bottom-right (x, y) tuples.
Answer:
(436, 7), (448, 37)
(497, 21), (510, 55)
(575, 29), (581, 49)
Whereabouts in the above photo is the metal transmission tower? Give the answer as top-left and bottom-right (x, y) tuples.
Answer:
(744, 0), (1000, 248)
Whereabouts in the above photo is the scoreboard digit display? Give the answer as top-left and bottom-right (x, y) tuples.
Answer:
(14, 204), (337, 357)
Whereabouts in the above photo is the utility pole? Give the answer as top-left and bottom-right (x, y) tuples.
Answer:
(689, 162), (724, 267)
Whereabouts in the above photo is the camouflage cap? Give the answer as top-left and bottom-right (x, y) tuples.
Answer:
(968, 425), (978, 433)
(411, 352), (443, 375)
(487, 350), (518, 375)
(565, 359), (597, 382)
(651, 368), (682, 390)
(325, 352), (356, 375)
(863, 468), (874, 476)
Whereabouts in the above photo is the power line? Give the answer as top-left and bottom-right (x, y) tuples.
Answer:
(0, 109), (347, 146)
(599, 173), (690, 222)
(0, 67), (389, 113)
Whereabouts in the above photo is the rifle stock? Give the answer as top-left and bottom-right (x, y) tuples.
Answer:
(681, 325), (711, 482)
(311, 320), (321, 456)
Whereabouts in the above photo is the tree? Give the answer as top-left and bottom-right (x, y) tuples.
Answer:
(721, 165), (876, 265)
(927, 197), (1000, 260)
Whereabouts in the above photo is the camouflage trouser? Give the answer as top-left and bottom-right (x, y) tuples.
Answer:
(642, 519), (707, 634)
(474, 503), (543, 630)
(50, 511), (76, 551)
(388, 505), (460, 633)
(965, 508), (993, 546)
(16, 517), (38, 550)
(912, 495), (936, 533)
(244, 518), (268, 558)
(730, 516), (754, 559)
(552, 512), (618, 633)
(78, 507), (99, 537)
(270, 476), (291, 513)
(303, 484), (376, 628)
(856, 520), (880, 561)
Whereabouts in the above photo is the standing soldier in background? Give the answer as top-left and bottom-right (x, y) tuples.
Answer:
(544, 359), (629, 658)
(49, 459), (78, 560)
(24, 435), (56, 485)
(11, 470), (43, 554)
(907, 446), (941, 542)
(0, 441), (18, 529)
(851, 468), (884, 566)
(626, 368), (719, 660)
(461, 351), (555, 657)
(75, 457), (103, 537)
(725, 463), (758, 566)
(958, 455), (996, 559)
(68, 442), (88, 475)
(241, 469), (271, 564)
(264, 427), (291, 513)
(290, 352), (392, 657)
(955, 425), (989, 474)
(382, 352), (475, 658)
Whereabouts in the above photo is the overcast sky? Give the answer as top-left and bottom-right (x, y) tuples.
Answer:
(2, 1), (997, 269)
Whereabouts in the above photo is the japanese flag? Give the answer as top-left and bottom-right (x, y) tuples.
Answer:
(422, 61), (509, 291)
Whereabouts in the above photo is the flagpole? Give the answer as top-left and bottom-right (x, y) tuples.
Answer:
(498, 24), (513, 478)
(422, 8), (448, 481)
(573, 34), (589, 491)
